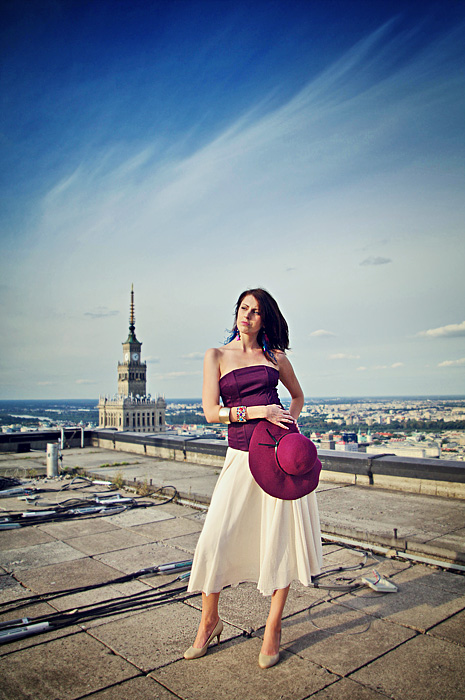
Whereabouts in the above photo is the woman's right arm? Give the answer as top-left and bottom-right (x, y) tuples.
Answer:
(202, 348), (223, 423)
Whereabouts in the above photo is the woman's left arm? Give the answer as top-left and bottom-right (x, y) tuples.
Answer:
(277, 352), (304, 421)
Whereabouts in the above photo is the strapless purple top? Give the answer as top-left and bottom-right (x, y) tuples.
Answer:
(219, 365), (282, 451)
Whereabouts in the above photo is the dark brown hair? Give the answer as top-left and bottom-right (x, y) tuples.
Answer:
(228, 288), (290, 355)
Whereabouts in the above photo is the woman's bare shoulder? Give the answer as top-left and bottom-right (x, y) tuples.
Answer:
(204, 347), (228, 369)
(275, 350), (293, 371)
(204, 346), (228, 358)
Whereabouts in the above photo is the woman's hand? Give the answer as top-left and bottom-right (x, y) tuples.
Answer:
(265, 404), (296, 429)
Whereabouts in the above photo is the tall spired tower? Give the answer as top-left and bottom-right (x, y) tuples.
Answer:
(117, 285), (146, 398)
(97, 287), (166, 433)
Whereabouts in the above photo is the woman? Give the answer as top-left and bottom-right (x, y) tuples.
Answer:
(185, 288), (322, 668)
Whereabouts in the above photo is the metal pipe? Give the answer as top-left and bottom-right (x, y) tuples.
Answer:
(46, 443), (59, 477)
(321, 532), (465, 573)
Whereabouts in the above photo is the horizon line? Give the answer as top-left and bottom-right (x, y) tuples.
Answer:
(1, 395), (465, 402)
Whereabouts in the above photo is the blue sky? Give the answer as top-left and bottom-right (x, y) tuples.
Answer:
(1, 0), (464, 399)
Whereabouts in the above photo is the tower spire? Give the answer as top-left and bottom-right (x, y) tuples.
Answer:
(129, 284), (135, 335)
(126, 284), (137, 342)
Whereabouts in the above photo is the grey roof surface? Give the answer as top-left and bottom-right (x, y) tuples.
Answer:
(0, 447), (464, 700)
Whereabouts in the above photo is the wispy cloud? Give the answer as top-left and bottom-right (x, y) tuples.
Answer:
(330, 353), (360, 360)
(181, 352), (204, 360)
(145, 356), (160, 364)
(357, 363), (403, 370)
(37, 17), (465, 265)
(155, 371), (202, 379)
(373, 363), (404, 370)
(360, 256), (392, 266)
(3, 11), (465, 399)
(84, 308), (119, 319)
(438, 358), (465, 368)
(311, 330), (336, 338)
(417, 321), (465, 339)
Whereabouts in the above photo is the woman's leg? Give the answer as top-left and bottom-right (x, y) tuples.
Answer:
(261, 585), (289, 655)
(192, 591), (221, 648)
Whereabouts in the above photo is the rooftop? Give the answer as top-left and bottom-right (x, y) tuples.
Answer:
(1, 444), (464, 700)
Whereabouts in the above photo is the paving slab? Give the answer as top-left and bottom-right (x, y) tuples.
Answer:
(310, 677), (391, 700)
(161, 474), (220, 500)
(79, 675), (179, 699)
(59, 448), (141, 470)
(94, 542), (193, 574)
(0, 526), (56, 550)
(185, 509), (207, 522)
(38, 517), (119, 539)
(45, 579), (155, 630)
(152, 634), (335, 700)
(131, 516), (203, 541)
(52, 577), (150, 608)
(0, 456), (46, 479)
(62, 527), (153, 555)
(0, 540), (86, 573)
(427, 608), (465, 646)
(15, 556), (125, 594)
(89, 460), (220, 500)
(88, 600), (240, 672)
(280, 601), (416, 676)
(317, 486), (465, 542)
(152, 500), (202, 517)
(0, 572), (22, 597)
(90, 458), (216, 481)
(0, 593), (81, 656)
(0, 632), (140, 700)
(349, 634), (465, 700)
(337, 563), (465, 632)
(186, 581), (328, 633)
(389, 562), (465, 594)
(426, 528), (465, 551)
(104, 507), (175, 527)
(316, 544), (411, 589)
(161, 531), (200, 555)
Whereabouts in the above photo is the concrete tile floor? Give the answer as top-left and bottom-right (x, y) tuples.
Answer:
(349, 634), (465, 700)
(0, 458), (465, 700)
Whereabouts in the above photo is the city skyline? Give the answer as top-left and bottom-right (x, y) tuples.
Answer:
(1, 1), (464, 400)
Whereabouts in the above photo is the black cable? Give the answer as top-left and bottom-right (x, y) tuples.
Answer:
(0, 487), (179, 528)
(0, 578), (196, 645)
(0, 477), (22, 491)
(310, 545), (369, 590)
(19, 581), (190, 627)
(0, 561), (193, 614)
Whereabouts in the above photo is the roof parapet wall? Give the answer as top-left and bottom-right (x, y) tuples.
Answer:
(1, 429), (464, 499)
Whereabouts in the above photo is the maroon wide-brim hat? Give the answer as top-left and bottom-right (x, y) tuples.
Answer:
(249, 420), (321, 500)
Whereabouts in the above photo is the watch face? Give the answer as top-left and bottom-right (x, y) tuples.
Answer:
(132, 352), (139, 360)
(124, 353), (129, 361)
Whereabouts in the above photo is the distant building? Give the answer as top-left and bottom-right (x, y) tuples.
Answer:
(367, 442), (440, 459)
(320, 431), (335, 450)
(335, 431), (359, 452)
(97, 286), (166, 432)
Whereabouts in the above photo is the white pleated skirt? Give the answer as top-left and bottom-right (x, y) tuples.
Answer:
(187, 447), (323, 597)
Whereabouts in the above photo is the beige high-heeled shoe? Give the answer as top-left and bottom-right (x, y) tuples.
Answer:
(258, 631), (281, 669)
(184, 619), (223, 660)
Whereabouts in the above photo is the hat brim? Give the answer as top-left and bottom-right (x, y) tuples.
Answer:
(249, 420), (321, 500)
